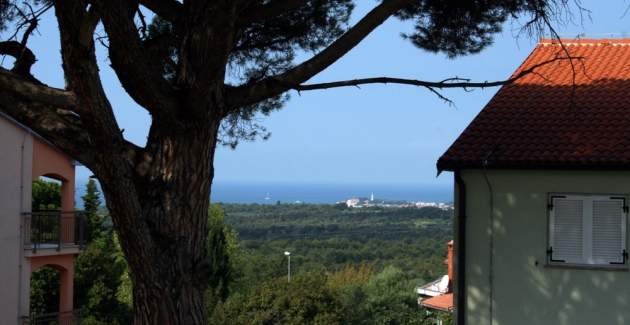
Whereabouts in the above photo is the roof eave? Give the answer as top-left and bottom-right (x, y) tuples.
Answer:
(437, 160), (630, 172)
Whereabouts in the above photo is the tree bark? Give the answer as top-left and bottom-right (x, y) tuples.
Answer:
(98, 114), (221, 325)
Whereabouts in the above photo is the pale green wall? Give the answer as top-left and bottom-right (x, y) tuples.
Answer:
(459, 169), (630, 325)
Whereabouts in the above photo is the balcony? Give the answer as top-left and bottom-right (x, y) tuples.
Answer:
(22, 211), (86, 254)
(22, 310), (81, 325)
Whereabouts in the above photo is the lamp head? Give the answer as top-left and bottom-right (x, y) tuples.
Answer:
(284, 251), (291, 256)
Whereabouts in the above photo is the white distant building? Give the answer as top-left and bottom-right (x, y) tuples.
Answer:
(415, 202), (453, 210)
(346, 198), (360, 208)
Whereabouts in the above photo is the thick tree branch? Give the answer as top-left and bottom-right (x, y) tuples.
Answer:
(54, 1), (123, 145)
(140, 0), (183, 23)
(78, 4), (100, 48)
(173, 2), (240, 118)
(53, 1), (150, 181)
(0, 68), (95, 163)
(0, 4), (48, 80)
(0, 41), (36, 78)
(0, 70), (142, 166)
(226, 0), (411, 110)
(95, 0), (180, 115)
(0, 68), (74, 106)
(55, 1), (158, 273)
(0, 96), (93, 162)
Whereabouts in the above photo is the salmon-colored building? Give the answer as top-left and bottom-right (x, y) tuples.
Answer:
(0, 112), (85, 324)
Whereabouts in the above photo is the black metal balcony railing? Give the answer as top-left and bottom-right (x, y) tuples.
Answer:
(22, 211), (86, 253)
(22, 310), (81, 325)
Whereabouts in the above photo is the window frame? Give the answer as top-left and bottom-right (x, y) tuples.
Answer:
(547, 193), (628, 269)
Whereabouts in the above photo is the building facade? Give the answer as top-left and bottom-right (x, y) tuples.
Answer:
(453, 170), (630, 325)
(0, 113), (84, 325)
(438, 39), (630, 325)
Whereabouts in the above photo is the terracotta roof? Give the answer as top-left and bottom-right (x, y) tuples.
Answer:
(437, 38), (630, 172)
(421, 293), (454, 312)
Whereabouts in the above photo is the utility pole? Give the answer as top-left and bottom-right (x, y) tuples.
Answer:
(284, 251), (291, 282)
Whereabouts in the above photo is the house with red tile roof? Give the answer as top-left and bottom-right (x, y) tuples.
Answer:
(438, 38), (630, 325)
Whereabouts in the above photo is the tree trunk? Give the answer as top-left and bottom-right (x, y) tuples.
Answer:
(99, 115), (221, 325)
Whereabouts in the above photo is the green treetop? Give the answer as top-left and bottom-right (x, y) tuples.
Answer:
(82, 178), (103, 241)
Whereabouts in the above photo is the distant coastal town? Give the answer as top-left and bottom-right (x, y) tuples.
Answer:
(338, 193), (453, 210)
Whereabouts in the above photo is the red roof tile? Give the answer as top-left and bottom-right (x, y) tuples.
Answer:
(437, 39), (630, 172)
(421, 293), (454, 312)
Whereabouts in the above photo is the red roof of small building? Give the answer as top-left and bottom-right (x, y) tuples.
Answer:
(437, 38), (630, 172)
(421, 293), (454, 312)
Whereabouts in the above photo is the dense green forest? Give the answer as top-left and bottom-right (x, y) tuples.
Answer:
(222, 203), (452, 286)
(214, 203), (454, 325)
(31, 180), (453, 324)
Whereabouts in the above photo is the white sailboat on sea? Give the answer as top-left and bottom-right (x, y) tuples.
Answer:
(264, 192), (271, 201)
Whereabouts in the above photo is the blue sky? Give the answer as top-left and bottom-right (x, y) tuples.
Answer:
(14, 1), (630, 188)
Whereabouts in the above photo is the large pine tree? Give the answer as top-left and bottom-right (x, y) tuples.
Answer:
(0, 1), (578, 323)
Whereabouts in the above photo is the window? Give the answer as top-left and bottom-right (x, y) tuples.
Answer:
(548, 194), (628, 266)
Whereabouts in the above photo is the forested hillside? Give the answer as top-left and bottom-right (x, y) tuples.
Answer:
(222, 203), (452, 280)
(209, 203), (454, 325)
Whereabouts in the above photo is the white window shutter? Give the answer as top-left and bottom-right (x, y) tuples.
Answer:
(592, 199), (625, 264)
(551, 198), (584, 263)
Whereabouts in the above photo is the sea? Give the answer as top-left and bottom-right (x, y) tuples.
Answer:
(210, 182), (452, 204)
(75, 181), (453, 206)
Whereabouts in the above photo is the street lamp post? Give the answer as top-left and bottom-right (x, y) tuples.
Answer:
(284, 251), (291, 282)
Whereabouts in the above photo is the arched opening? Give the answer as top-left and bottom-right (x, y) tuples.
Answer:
(28, 256), (76, 325)
(29, 265), (61, 322)
(29, 177), (63, 251)
(28, 176), (82, 251)
(32, 176), (62, 211)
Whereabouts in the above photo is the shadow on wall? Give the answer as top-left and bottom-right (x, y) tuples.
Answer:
(523, 263), (626, 325)
(463, 167), (630, 325)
